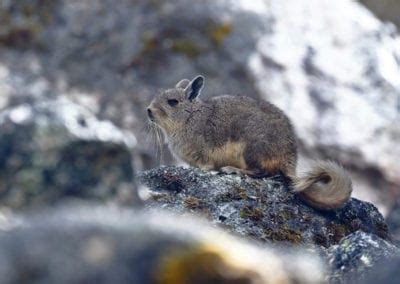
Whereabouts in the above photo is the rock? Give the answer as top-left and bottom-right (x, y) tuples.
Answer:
(362, 255), (400, 284)
(385, 199), (400, 243)
(248, 0), (400, 200)
(0, 98), (137, 209)
(139, 166), (390, 247)
(328, 231), (400, 283)
(359, 0), (400, 29)
(0, 0), (58, 48)
(0, 205), (325, 284)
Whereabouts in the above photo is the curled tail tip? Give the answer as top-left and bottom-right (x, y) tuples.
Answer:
(293, 160), (353, 210)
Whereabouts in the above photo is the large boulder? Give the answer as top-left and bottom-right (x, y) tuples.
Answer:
(139, 166), (390, 247)
(359, 0), (400, 29)
(386, 198), (400, 242)
(328, 231), (400, 283)
(0, 98), (137, 208)
(248, 0), (400, 202)
(0, 205), (325, 284)
(362, 255), (400, 284)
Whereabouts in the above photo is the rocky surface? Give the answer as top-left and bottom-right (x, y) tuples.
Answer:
(248, 0), (400, 202)
(362, 255), (400, 284)
(139, 166), (390, 247)
(328, 231), (400, 283)
(386, 199), (400, 243)
(0, 0), (59, 48)
(0, 98), (137, 209)
(359, 0), (400, 29)
(0, 205), (325, 284)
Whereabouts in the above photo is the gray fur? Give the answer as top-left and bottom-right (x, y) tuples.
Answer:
(147, 75), (353, 210)
(175, 79), (190, 89)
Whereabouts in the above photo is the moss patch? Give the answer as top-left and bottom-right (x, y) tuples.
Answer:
(171, 40), (202, 58)
(263, 225), (303, 244)
(208, 23), (233, 46)
(0, 0), (57, 48)
(184, 196), (203, 210)
(151, 193), (173, 203)
(216, 185), (248, 202)
(240, 206), (264, 221)
(329, 223), (348, 244)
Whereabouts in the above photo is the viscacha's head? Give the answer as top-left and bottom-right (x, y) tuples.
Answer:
(147, 75), (204, 135)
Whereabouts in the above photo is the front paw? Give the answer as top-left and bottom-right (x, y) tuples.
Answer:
(219, 166), (245, 176)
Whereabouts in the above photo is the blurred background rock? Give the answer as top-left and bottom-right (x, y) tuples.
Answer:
(0, 98), (137, 208)
(359, 0), (400, 29)
(0, 205), (326, 284)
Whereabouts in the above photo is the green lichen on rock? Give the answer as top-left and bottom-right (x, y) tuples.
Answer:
(151, 193), (174, 203)
(328, 231), (400, 283)
(184, 196), (203, 209)
(125, 14), (235, 73)
(171, 39), (203, 58)
(0, 0), (58, 47)
(328, 222), (349, 244)
(240, 206), (264, 221)
(263, 226), (303, 244)
(208, 23), (233, 46)
(216, 184), (248, 202)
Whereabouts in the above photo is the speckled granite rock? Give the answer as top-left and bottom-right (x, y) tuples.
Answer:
(139, 166), (389, 247)
(328, 231), (400, 283)
(0, 205), (325, 284)
(0, 98), (137, 208)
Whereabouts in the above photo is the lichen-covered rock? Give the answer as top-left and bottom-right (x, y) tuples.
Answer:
(0, 0), (58, 48)
(0, 205), (325, 284)
(139, 166), (389, 247)
(0, 98), (137, 208)
(328, 231), (400, 283)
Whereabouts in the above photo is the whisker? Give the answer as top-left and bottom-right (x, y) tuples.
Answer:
(155, 126), (165, 164)
(147, 121), (165, 165)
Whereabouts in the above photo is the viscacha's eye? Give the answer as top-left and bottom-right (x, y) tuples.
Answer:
(167, 99), (179, 107)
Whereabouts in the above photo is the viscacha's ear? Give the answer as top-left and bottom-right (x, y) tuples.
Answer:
(185, 75), (204, 101)
(175, 79), (190, 89)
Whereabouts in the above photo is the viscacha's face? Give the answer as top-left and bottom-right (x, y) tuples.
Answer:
(146, 76), (204, 135)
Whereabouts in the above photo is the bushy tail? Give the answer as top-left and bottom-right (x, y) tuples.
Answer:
(291, 161), (352, 210)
